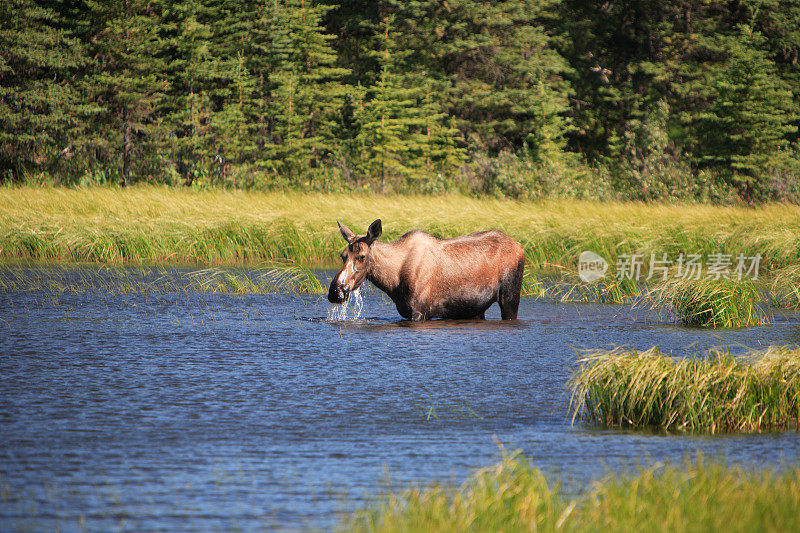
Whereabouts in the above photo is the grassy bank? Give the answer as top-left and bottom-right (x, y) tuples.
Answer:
(2, 186), (799, 272)
(569, 347), (800, 432)
(342, 453), (800, 533)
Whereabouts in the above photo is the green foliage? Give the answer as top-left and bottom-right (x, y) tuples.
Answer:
(569, 346), (800, 432)
(343, 453), (800, 532)
(688, 27), (798, 199)
(557, 0), (800, 201)
(2, 0), (800, 199)
(357, 16), (425, 187)
(265, 0), (349, 182)
(0, 0), (89, 180)
(161, 0), (224, 184)
(86, 0), (170, 186)
(643, 276), (770, 328)
(355, 16), (466, 191)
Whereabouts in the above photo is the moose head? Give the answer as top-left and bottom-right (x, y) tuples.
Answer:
(327, 219), (382, 303)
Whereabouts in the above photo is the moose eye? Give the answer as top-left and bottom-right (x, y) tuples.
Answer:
(357, 255), (366, 262)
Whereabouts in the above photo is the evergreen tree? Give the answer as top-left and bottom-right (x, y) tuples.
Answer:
(86, 0), (169, 185)
(160, 0), (218, 183)
(266, 0), (349, 183)
(0, 0), (89, 181)
(211, 50), (256, 184)
(247, 0), (281, 170)
(418, 79), (466, 190)
(556, 0), (678, 161)
(374, 0), (572, 157)
(332, 84), (366, 183)
(358, 16), (426, 188)
(689, 27), (797, 198)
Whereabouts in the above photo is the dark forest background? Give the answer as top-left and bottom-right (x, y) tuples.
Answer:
(2, 0), (800, 201)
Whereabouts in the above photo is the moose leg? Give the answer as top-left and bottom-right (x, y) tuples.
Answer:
(499, 291), (519, 320)
(499, 260), (524, 320)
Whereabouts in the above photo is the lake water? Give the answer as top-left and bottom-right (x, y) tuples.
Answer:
(1, 268), (799, 531)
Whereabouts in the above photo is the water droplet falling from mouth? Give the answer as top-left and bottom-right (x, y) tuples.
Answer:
(327, 287), (364, 321)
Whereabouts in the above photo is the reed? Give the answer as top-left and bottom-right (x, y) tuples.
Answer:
(343, 452), (563, 533)
(342, 453), (800, 533)
(2, 186), (799, 273)
(0, 264), (324, 295)
(642, 275), (769, 327)
(546, 268), (642, 304)
(569, 346), (800, 432)
(770, 265), (800, 309)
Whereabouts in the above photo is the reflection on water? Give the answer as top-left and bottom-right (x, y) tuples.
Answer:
(1, 268), (799, 531)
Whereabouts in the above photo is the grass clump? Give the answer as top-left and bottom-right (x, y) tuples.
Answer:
(642, 276), (769, 327)
(342, 453), (800, 533)
(546, 269), (641, 304)
(569, 346), (800, 432)
(343, 452), (564, 533)
(770, 265), (800, 309)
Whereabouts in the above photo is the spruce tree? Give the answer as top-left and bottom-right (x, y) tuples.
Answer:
(266, 0), (349, 183)
(377, 0), (572, 157)
(0, 0), (89, 181)
(211, 51), (256, 184)
(358, 16), (425, 189)
(160, 0), (220, 184)
(690, 27), (797, 199)
(418, 79), (466, 191)
(86, 0), (168, 186)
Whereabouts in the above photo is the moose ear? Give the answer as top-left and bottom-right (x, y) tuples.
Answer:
(337, 220), (355, 242)
(364, 219), (382, 245)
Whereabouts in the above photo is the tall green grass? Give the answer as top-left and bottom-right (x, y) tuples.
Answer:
(0, 264), (324, 295)
(770, 265), (800, 310)
(2, 186), (799, 272)
(547, 268), (642, 304)
(569, 346), (800, 432)
(342, 453), (800, 533)
(642, 276), (770, 327)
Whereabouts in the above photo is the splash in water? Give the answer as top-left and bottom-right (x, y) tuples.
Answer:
(327, 287), (364, 321)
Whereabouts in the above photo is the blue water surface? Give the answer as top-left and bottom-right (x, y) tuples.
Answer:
(1, 268), (799, 531)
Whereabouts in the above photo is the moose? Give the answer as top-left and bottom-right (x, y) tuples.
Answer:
(328, 219), (525, 321)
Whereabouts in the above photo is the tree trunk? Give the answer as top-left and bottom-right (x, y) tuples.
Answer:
(122, 112), (131, 187)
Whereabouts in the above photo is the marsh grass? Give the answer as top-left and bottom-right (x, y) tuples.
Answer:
(770, 265), (800, 310)
(569, 346), (800, 432)
(0, 264), (324, 295)
(641, 275), (770, 327)
(342, 453), (800, 533)
(521, 269), (547, 297)
(546, 268), (642, 303)
(343, 451), (563, 533)
(2, 187), (799, 273)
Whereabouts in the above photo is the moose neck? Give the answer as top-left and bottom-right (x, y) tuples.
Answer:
(366, 241), (404, 296)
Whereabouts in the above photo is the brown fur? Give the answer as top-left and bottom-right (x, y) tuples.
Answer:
(328, 220), (525, 321)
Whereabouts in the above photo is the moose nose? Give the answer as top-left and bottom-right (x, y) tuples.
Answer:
(328, 282), (346, 304)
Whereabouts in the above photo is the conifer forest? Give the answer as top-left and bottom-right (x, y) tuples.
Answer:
(2, 0), (800, 202)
